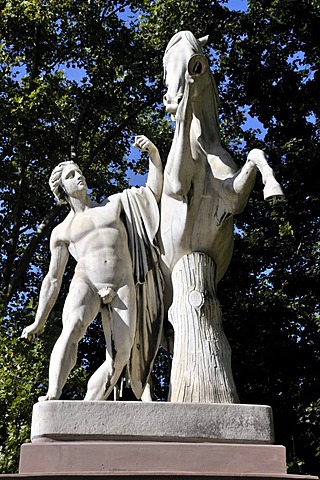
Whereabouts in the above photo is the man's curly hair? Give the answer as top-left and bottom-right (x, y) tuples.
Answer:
(49, 161), (81, 204)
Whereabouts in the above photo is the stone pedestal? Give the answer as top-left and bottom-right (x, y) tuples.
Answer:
(11, 401), (318, 480)
(29, 401), (274, 443)
(20, 441), (287, 476)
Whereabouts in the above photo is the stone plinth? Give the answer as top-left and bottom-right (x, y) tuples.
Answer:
(20, 441), (286, 475)
(6, 474), (320, 480)
(14, 401), (319, 480)
(30, 401), (274, 444)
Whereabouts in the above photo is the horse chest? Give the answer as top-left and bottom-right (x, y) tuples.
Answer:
(189, 161), (219, 211)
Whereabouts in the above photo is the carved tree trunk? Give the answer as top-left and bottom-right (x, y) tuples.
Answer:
(168, 252), (239, 403)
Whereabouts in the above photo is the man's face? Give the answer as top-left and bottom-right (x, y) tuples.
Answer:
(61, 165), (88, 199)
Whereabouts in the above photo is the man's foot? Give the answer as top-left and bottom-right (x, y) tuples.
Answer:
(141, 383), (153, 402)
(38, 394), (58, 402)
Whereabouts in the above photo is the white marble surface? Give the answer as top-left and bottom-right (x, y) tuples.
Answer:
(31, 400), (275, 444)
(21, 136), (164, 402)
(160, 31), (284, 403)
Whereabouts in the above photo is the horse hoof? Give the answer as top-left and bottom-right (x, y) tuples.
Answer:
(263, 177), (285, 201)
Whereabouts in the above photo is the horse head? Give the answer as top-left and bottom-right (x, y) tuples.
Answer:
(163, 31), (209, 116)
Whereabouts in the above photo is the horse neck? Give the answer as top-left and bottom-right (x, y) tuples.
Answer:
(191, 72), (222, 147)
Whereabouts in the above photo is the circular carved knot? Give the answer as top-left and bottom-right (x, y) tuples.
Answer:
(188, 289), (204, 308)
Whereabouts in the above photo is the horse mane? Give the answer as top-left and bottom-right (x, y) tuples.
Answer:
(164, 31), (203, 59)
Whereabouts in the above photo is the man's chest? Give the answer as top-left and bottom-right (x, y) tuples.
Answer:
(66, 203), (122, 243)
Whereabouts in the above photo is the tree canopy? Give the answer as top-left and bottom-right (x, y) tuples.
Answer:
(0, 0), (319, 475)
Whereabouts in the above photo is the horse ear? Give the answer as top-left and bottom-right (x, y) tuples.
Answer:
(198, 35), (209, 48)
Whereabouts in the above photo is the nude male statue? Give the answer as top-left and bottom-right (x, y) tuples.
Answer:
(21, 135), (163, 402)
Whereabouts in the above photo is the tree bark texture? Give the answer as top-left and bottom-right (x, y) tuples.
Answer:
(168, 252), (239, 403)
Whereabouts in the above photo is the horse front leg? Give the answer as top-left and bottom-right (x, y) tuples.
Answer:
(229, 159), (257, 214)
(164, 84), (194, 199)
(247, 149), (285, 201)
(231, 149), (284, 213)
(164, 56), (208, 199)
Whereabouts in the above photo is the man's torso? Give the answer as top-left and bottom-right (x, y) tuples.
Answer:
(58, 195), (133, 291)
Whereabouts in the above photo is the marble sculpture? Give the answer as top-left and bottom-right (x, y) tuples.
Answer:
(21, 136), (164, 402)
(22, 31), (284, 404)
(160, 31), (284, 402)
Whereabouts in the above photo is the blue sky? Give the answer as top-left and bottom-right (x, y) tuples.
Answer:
(227, 0), (247, 11)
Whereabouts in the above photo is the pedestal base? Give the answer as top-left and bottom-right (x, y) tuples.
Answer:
(4, 474), (320, 480)
(29, 401), (274, 444)
(19, 441), (287, 475)
(2, 402), (317, 480)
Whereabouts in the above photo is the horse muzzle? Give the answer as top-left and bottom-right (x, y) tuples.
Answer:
(163, 93), (183, 114)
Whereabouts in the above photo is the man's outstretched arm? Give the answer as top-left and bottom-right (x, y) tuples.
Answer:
(134, 135), (163, 203)
(21, 228), (69, 340)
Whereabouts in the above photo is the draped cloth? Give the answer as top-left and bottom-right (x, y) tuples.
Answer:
(121, 186), (164, 399)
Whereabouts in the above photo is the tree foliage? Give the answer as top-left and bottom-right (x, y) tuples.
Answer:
(0, 0), (319, 475)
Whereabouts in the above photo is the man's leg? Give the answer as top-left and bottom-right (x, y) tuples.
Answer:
(40, 277), (100, 401)
(85, 282), (136, 401)
(83, 304), (115, 401)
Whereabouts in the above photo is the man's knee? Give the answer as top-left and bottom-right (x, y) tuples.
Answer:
(60, 317), (87, 343)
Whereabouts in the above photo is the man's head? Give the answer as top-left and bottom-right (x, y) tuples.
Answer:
(49, 161), (87, 204)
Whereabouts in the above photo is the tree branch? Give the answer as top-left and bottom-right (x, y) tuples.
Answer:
(30, 24), (41, 82)
(71, 100), (92, 154)
(2, 166), (26, 292)
(100, 1), (131, 23)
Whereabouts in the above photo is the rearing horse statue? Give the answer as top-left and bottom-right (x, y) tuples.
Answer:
(160, 31), (284, 403)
